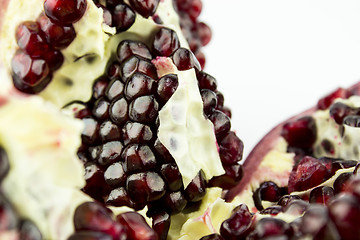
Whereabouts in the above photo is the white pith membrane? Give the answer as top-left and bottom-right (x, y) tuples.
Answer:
(0, 0), (242, 239)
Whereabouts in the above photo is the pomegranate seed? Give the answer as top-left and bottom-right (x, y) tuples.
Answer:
(194, 50), (205, 69)
(160, 163), (183, 191)
(44, 0), (87, 25)
(107, 62), (121, 80)
(153, 138), (175, 163)
(209, 163), (243, 189)
(152, 27), (180, 57)
(220, 204), (252, 239)
(284, 199), (309, 215)
(129, 95), (159, 123)
(184, 170), (206, 202)
(68, 231), (113, 240)
(196, 22), (211, 46)
(345, 177), (360, 201)
(0, 194), (19, 231)
(120, 56), (158, 80)
(45, 49), (64, 71)
(0, 148), (10, 183)
(253, 181), (284, 210)
(105, 0), (123, 9)
(96, 141), (123, 166)
(105, 79), (124, 101)
(37, 13), (76, 49)
(218, 131), (244, 165)
(220, 106), (232, 119)
(104, 162), (126, 187)
(18, 220), (43, 240)
(209, 110), (231, 139)
(176, 0), (202, 22)
(333, 172), (353, 194)
(329, 102), (359, 125)
(96, 4), (112, 26)
(81, 118), (100, 145)
(109, 97), (129, 125)
(277, 195), (301, 207)
(106, 187), (133, 208)
(317, 87), (349, 110)
(251, 218), (290, 238)
(216, 91), (224, 108)
(156, 74), (179, 104)
(15, 21), (49, 58)
(92, 97), (110, 120)
(288, 156), (330, 193)
(200, 89), (217, 114)
(309, 186), (334, 205)
(200, 234), (225, 240)
(92, 77), (109, 100)
(117, 40), (152, 63)
(161, 191), (187, 213)
(122, 144), (157, 172)
(281, 116), (317, 149)
(259, 205), (282, 215)
(116, 212), (158, 240)
(152, 211), (170, 240)
(11, 50), (51, 94)
(83, 163), (110, 201)
(197, 71), (217, 91)
(99, 120), (121, 142)
(124, 73), (155, 100)
(111, 4), (136, 32)
(171, 47), (200, 71)
(128, 0), (160, 18)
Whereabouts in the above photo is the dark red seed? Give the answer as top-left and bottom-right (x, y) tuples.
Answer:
(99, 120), (120, 142)
(15, 21), (49, 57)
(81, 118), (100, 145)
(345, 177), (360, 201)
(354, 163), (360, 176)
(252, 218), (290, 238)
(129, 95), (159, 123)
(317, 87), (349, 110)
(309, 186), (334, 205)
(333, 172), (353, 194)
(117, 40), (152, 63)
(0, 148), (10, 183)
(124, 73), (155, 101)
(68, 231), (114, 240)
(122, 144), (157, 172)
(120, 56), (158, 80)
(281, 116), (317, 149)
(184, 170), (207, 202)
(176, 0), (202, 22)
(107, 62), (121, 80)
(97, 4), (112, 26)
(259, 181), (283, 202)
(157, 74), (179, 104)
(93, 77), (109, 100)
(259, 205), (283, 215)
(92, 98), (110, 121)
(208, 163), (243, 190)
(153, 138), (175, 163)
(162, 191), (187, 214)
(220, 106), (232, 119)
(97, 141), (123, 166)
(218, 131), (244, 165)
(277, 195), (301, 207)
(44, 0), (87, 25)
(126, 172), (166, 203)
(209, 110), (231, 139)
(122, 122), (153, 145)
(0, 194), (19, 231)
(216, 91), (224, 108)
(328, 194), (360, 240)
(104, 162), (126, 187)
(105, 187), (132, 208)
(152, 27), (180, 57)
(196, 71), (217, 91)
(37, 13), (76, 49)
(288, 156), (330, 193)
(128, 0), (159, 18)
(18, 220), (43, 240)
(329, 102), (359, 125)
(45, 49), (64, 71)
(200, 234), (224, 240)
(152, 211), (170, 240)
(200, 89), (217, 115)
(116, 212), (158, 240)
(110, 97), (129, 125)
(105, 0), (123, 8)
(105, 79), (124, 101)
(194, 50), (205, 69)
(83, 163), (110, 201)
(220, 204), (252, 240)
(171, 47), (200, 70)
(283, 199), (309, 215)
(11, 50), (51, 94)
(160, 163), (183, 191)
(196, 22), (211, 46)
(112, 4), (136, 32)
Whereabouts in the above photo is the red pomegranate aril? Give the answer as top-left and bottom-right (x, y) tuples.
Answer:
(120, 56), (158, 80)
(153, 138), (175, 163)
(220, 106), (232, 119)
(15, 21), (49, 58)
(277, 195), (301, 207)
(45, 49), (64, 71)
(96, 4), (112, 26)
(251, 218), (290, 238)
(122, 122), (153, 145)
(209, 163), (243, 190)
(345, 177), (360, 201)
(68, 231), (114, 240)
(129, 95), (159, 123)
(126, 171), (166, 203)
(196, 22), (211, 46)
(284, 199), (309, 216)
(354, 163), (360, 176)
(201, 89), (217, 115)
(288, 156), (330, 193)
(160, 163), (183, 191)
(122, 144), (157, 172)
(259, 205), (283, 215)
(116, 212), (158, 240)
(218, 131), (244, 165)
(216, 91), (224, 108)
(128, 0), (159, 18)
(106, 187), (132, 207)
(209, 110), (231, 139)
(18, 220), (43, 240)
(317, 87), (349, 110)
(194, 50), (205, 69)
(44, 0), (87, 25)
(81, 118), (100, 145)
(309, 186), (334, 205)
(109, 97), (129, 125)
(0, 148), (10, 183)
(220, 204), (252, 240)
(152, 211), (170, 240)
(93, 77), (109, 100)
(112, 4), (136, 32)
(259, 181), (284, 203)
(171, 47), (200, 71)
(97, 141), (123, 166)
(152, 27), (180, 57)
(105, 79), (124, 101)
(92, 98), (110, 121)
(124, 73), (155, 101)
(330, 159), (357, 175)
(200, 234), (225, 240)
(0, 194), (19, 231)
(184, 170), (207, 202)
(281, 116), (317, 149)
(37, 13), (76, 49)
(328, 194), (360, 240)
(157, 74), (179, 104)
(333, 172), (353, 194)
(329, 102), (359, 125)
(197, 71), (217, 91)
(176, 0), (202, 22)
(117, 40), (152, 63)
(105, 0), (123, 8)
(104, 162), (126, 187)
(12, 50), (51, 93)
(107, 62), (121, 80)
(162, 191), (187, 214)
(83, 163), (110, 201)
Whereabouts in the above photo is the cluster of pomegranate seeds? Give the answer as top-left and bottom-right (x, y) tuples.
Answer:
(317, 87), (352, 110)
(69, 201), (158, 240)
(0, 147), (42, 239)
(11, 0), (85, 94)
(174, 0), (212, 69)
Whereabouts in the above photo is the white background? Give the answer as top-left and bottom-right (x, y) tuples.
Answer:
(201, 0), (360, 158)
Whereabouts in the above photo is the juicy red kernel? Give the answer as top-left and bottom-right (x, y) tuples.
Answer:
(81, 118), (100, 145)
(277, 195), (301, 207)
(171, 47), (201, 71)
(116, 212), (158, 240)
(44, 0), (87, 25)
(128, 0), (160, 18)
(109, 97), (129, 125)
(196, 71), (218, 91)
(15, 21), (49, 58)
(111, 3), (136, 32)
(309, 186), (334, 205)
(300, 205), (331, 238)
(196, 22), (212, 46)
(184, 170), (207, 202)
(120, 56), (158, 80)
(105, 187), (134, 208)
(220, 204), (252, 239)
(283, 199), (309, 215)
(11, 50), (52, 94)
(194, 50), (206, 69)
(152, 211), (171, 240)
(329, 102), (359, 125)
(345, 177), (360, 201)
(281, 116), (317, 149)
(200, 89), (217, 115)
(104, 162), (126, 187)
(250, 218), (290, 239)
(161, 191), (188, 213)
(152, 27), (180, 57)
(176, 0), (202, 22)
(209, 163), (243, 190)
(160, 163), (183, 191)
(218, 131), (244, 165)
(317, 87), (349, 110)
(92, 97), (110, 120)
(96, 4), (112, 26)
(92, 77), (109, 100)
(128, 95), (159, 123)
(0, 194), (19, 231)
(124, 73), (155, 101)
(83, 163), (111, 201)
(45, 49), (64, 71)
(288, 156), (330, 193)
(37, 13), (76, 49)
(156, 74), (179, 104)
(208, 110), (231, 139)
(122, 122), (153, 145)
(259, 205), (282, 215)
(122, 144), (157, 172)
(333, 172), (353, 194)
(18, 220), (43, 240)
(117, 40), (152, 63)
(105, 79), (124, 101)
(99, 120), (121, 142)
